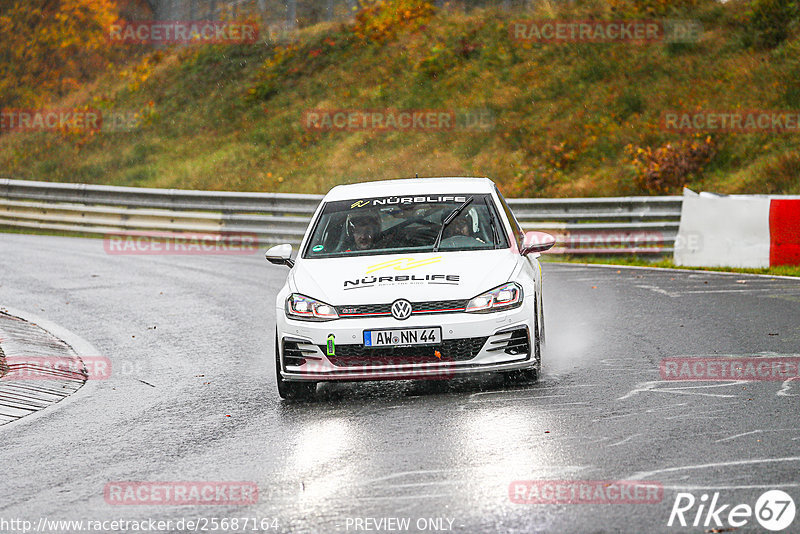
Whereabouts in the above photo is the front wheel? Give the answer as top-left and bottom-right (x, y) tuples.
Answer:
(501, 295), (542, 384)
(503, 367), (538, 384)
(275, 333), (316, 400)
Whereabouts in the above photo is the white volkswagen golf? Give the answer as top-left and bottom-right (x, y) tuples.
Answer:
(266, 177), (555, 399)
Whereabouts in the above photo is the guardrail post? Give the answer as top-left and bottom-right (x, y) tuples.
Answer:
(286, 0), (296, 28)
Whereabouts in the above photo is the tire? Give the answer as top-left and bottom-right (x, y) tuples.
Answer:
(503, 367), (538, 384)
(502, 294), (541, 385)
(539, 290), (546, 346)
(275, 332), (316, 400)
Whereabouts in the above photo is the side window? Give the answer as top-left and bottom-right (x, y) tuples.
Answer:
(495, 186), (524, 248)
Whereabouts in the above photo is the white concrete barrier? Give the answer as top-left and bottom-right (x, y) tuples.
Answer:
(675, 189), (800, 268)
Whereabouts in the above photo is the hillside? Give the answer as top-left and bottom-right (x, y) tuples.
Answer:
(1, 0), (799, 197)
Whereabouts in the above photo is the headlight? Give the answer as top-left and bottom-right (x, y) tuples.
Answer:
(465, 282), (523, 313)
(286, 294), (339, 321)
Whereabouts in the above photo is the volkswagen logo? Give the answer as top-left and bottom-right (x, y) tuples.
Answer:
(391, 299), (412, 320)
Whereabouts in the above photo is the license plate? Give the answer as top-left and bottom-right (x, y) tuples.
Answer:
(363, 327), (442, 348)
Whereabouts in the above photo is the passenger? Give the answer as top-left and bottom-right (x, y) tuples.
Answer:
(444, 214), (472, 238)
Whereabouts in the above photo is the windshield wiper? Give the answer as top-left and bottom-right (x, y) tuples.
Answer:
(432, 196), (474, 252)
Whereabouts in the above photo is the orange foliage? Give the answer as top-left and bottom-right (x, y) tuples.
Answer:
(0, 0), (121, 108)
(353, 0), (435, 43)
(607, 0), (709, 16)
(626, 137), (716, 194)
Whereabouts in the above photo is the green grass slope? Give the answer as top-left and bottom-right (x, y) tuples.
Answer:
(1, 0), (799, 196)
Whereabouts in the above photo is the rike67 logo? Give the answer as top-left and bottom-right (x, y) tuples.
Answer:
(668, 490), (796, 531)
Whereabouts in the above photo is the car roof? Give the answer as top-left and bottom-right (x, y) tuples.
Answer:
(323, 177), (496, 201)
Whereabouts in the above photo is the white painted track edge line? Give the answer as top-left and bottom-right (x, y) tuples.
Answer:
(544, 261), (800, 281)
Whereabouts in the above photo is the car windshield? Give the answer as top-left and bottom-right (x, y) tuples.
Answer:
(303, 193), (508, 258)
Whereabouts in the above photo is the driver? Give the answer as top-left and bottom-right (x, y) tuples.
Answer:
(347, 214), (381, 251)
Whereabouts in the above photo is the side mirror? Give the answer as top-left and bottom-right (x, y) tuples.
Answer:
(265, 244), (294, 268)
(520, 231), (556, 256)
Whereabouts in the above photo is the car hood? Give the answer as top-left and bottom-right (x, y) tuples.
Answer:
(289, 250), (520, 305)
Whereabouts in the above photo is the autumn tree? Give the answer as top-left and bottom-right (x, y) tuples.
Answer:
(0, 0), (122, 108)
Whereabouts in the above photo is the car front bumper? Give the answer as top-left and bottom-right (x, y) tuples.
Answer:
(276, 300), (538, 382)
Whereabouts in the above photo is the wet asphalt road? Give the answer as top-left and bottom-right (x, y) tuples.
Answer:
(0, 232), (799, 533)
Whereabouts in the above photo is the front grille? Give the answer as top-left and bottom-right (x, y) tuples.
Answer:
(321, 337), (488, 367)
(337, 303), (391, 316)
(413, 299), (469, 314)
(487, 327), (530, 356)
(337, 299), (469, 318)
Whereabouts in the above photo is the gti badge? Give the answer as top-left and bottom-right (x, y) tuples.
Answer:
(391, 299), (412, 320)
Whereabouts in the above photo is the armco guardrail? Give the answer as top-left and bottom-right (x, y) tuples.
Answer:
(509, 196), (682, 254)
(0, 179), (682, 255)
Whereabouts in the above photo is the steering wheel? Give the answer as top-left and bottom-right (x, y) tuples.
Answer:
(379, 217), (440, 246)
